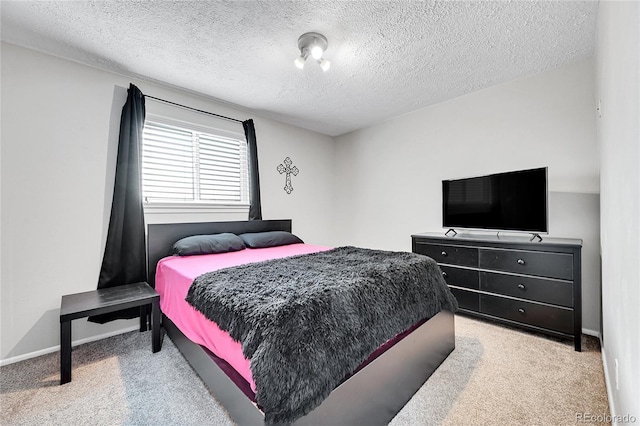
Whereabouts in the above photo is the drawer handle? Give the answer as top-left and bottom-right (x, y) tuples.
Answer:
(518, 308), (525, 314)
(517, 258), (525, 265)
(517, 283), (526, 290)
(442, 271), (448, 279)
(441, 251), (448, 257)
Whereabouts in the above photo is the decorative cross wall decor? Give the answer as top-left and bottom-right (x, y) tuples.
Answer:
(277, 157), (299, 194)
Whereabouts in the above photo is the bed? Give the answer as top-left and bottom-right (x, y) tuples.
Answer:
(147, 219), (456, 425)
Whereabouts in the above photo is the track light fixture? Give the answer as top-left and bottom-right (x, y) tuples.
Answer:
(294, 32), (330, 71)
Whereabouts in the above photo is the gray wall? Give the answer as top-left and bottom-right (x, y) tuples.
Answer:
(596, 1), (640, 420)
(0, 42), (336, 363)
(548, 191), (600, 335)
(333, 59), (602, 334)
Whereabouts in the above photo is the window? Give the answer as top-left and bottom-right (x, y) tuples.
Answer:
(142, 118), (249, 207)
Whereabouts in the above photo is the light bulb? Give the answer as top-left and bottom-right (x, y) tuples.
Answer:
(311, 45), (323, 60)
(294, 55), (306, 69)
(319, 58), (331, 72)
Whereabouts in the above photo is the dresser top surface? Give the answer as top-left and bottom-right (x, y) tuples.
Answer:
(412, 231), (582, 247)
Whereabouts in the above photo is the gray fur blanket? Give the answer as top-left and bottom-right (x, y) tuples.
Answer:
(185, 246), (458, 425)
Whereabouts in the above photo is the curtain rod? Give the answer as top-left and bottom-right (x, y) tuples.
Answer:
(144, 94), (244, 124)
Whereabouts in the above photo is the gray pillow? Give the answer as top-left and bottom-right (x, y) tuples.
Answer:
(172, 233), (246, 256)
(238, 231), (304, 248)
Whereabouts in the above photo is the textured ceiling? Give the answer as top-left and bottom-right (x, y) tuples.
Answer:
(1, 1), (598, 136)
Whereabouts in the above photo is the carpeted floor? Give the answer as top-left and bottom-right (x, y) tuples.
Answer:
(0, 315), (609, 425)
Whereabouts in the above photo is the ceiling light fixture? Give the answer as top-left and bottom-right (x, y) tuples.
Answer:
(295, 32), (330, 71)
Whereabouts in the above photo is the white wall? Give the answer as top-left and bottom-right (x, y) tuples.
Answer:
(251, 117), (335, 243)
(333, 59), (602, 332)
(0, 42), (335, 362)
(596, 0), (640, 420)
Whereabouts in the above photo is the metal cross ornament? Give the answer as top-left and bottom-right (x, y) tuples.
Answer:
(277, 157), (299, 194)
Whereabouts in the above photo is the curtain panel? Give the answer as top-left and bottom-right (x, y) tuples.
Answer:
(243, 119), (263, 220)
(89, 83), (147, 323)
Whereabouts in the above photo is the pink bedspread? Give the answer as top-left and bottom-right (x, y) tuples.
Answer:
(155, 244), (331, 392)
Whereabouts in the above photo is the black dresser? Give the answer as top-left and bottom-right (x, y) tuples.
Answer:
(412, 232), (582, 351)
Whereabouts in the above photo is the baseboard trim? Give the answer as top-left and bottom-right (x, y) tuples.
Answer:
(582, 327), (601, 339)
(601, 346), (618, 424)
(0, 325), (139, 367)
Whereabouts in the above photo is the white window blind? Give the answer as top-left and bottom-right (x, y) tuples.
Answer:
(142, 120), (249, 205)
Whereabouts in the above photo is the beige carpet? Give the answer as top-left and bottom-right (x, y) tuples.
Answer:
(392, 315), (610, 426)
(1, 315), (609, 425)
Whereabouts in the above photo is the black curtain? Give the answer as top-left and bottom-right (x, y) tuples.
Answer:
(89, 84), (146, 323)
(244, 119), (262, 220)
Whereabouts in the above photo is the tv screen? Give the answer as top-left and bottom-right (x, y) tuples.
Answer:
(442, 167), (548, 233)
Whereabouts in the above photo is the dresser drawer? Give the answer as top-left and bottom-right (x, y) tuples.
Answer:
(479, 248), (573, 280)
(480, 272), (573, 307)
(414, 242), (478, 267)
(450, 287), (479, 311)
(440, 265), (479, 290)
(480, 294), (573, 335)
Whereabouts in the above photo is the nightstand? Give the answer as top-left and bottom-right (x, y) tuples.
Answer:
(59, 282), (161, 384)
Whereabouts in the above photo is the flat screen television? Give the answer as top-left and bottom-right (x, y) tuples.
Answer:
(442, 167), (548, 234)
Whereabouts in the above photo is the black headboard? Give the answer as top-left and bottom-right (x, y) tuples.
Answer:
(146, 219), (292, 287)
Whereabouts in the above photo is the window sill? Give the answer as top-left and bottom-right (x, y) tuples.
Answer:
(143, 203), (250, 215)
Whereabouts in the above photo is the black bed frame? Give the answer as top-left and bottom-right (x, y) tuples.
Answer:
(147, 220), (455, 425)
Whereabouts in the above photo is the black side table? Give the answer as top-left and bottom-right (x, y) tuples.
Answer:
(59, 282), (161, 384)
